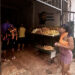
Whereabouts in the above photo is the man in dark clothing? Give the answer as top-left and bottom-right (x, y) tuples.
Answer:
(1, 33), (7, 61)
(7, 26), (17, 60)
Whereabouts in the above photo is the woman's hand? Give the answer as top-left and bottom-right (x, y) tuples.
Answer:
(55, 36), (74, 50)
(54, 42), (61, 47)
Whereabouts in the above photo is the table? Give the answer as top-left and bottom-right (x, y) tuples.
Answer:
(35, 45), (56, 63)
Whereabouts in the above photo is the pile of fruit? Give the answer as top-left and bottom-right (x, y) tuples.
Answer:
(32, 27), (59, 36)
(43, 45), (54, 50)
(36, 45), (54, 51)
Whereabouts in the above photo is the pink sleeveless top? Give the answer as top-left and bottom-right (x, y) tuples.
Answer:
(59, 32), (73, 56)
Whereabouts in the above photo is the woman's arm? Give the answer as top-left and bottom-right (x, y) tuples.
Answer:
(55, 37), (74, 50)
(67, 37), (74, 50)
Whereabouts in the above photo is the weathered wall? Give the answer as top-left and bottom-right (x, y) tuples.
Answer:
(71, 0), (75, 38)
(1, 0), (61, 31)
(21, 5), (33, 31)
(33, 1), (61, 28)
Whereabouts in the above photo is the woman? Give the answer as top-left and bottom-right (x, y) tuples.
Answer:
(55, 24), (74, 75)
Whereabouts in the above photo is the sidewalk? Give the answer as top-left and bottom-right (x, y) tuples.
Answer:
(1, 47), (75, 75)
(49, 61), (75, 75)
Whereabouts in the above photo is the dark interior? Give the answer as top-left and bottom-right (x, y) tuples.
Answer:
(1, 0), (33, 30)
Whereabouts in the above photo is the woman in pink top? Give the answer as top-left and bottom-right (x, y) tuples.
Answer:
(55, 24), (74, 75)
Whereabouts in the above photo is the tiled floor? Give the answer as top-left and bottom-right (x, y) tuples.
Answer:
(1, 47), (75, 75)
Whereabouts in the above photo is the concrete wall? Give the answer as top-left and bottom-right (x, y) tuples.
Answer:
(71, 0), (75, 38)
(1, 0), (61, 31)
(33, 1), (61, 28)
(22, 6), (33, 31)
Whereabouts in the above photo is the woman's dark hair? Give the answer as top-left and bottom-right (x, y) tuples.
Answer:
(60, 24), (72, 37)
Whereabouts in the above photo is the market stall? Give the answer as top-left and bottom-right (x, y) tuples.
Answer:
(26, 26), (60, 61)
(28, 0), (62, 61)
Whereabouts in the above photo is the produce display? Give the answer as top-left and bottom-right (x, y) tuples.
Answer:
(43, 45), (54, 50)
(31, 26), (60, 52)
(32, 27), (59, 36)
(32, 28), (41, 33)
(47, 30), (59, 36)
(36, 45), (54, 51)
